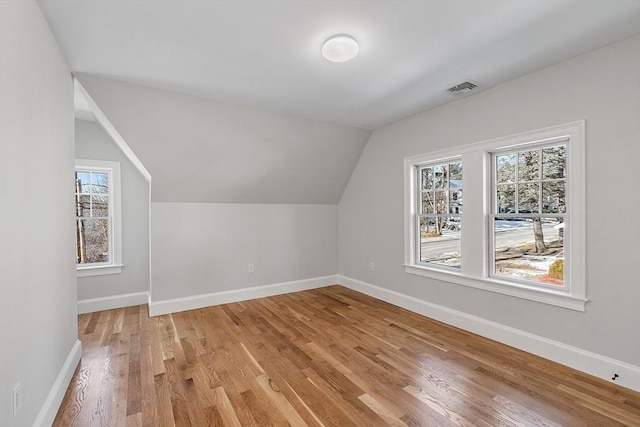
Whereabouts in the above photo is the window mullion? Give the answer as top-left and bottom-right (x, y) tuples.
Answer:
(514, 153), (519, 212)
(460, 151), (484, 277)
(538, 148), (543, 214)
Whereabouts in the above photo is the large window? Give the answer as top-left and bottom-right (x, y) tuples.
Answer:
(404, 122), (585, 310)
(491, 144), (567, 288)
(75, 159), (122, 276)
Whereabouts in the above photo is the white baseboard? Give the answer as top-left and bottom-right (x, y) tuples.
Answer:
(149, 275), (338, 317)
(78, 291), (149, 314)
(338, 275), (640, 392)
(33, 339), (82, 427)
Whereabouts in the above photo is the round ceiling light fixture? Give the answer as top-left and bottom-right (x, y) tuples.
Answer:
(322, 34), (359, 62)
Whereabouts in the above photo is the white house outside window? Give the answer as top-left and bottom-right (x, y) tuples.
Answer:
(404, 121), (586, 311)
(75, 159), (122, 277)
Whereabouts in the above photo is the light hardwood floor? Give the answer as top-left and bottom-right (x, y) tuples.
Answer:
(54, 285), (640, 426)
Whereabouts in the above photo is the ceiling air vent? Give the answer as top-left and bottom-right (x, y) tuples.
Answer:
(447, 81), (478, 96)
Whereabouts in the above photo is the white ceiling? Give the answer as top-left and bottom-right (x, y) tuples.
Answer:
(40, 0), (640, 129)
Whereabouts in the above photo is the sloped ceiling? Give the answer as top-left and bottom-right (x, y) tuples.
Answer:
(77, 74), (371, 204)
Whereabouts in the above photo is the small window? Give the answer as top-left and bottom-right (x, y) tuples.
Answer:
(417, 160), (463, 268)
(75, 159), (122, 276)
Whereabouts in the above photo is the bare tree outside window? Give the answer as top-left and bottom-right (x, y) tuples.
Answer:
(75, 170), (110, 264)
(493, 144), (566, 285)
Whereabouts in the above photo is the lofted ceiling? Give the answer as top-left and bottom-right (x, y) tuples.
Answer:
(39, 0), (640, 130)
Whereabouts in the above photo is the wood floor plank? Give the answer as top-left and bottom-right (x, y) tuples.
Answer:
(212, 386), (243, 427)
(77, 347), (111, 426)
(125, 413), (142, 427)
(153, 372), (175, 427)
(54, 285), (640, 426)
(358, 393), (407, 427)
(302, 364), (388, 426)
(254, 373), (309, 426)
(164, 358), (191, 426)
(126, 332), (142, 417)
(140, 343), (160, 425)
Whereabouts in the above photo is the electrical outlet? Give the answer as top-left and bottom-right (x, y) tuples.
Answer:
(13, 382), (21, 415)
(370, 262), (375, 272)
(248, 264), (254, 273)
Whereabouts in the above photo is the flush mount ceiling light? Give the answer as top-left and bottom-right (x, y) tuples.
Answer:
(322, 34), (359, 62)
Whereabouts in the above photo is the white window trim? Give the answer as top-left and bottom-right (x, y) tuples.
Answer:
(404, 121), (586, 311)
(414, 158), (464, 269)
(75, 159), (123, 277)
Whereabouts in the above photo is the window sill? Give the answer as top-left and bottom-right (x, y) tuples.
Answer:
(77, 264), (123, 278)
(404, 264), (587, 311)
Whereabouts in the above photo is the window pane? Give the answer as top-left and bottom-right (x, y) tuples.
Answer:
(434, 164), (447, 189)
(420, 217), (461, 268)
(493, 217), (564, 285)
(497, 184), (515, 213)
(496, 154), (515, 183)
(420, 216), (436, 235)
(91, 172), (109, 193)
(77, 195), (91, 217)
(518, 150), (539, 181)
(542, 145), (566, 179)
(518, 183), (539, 213)
(434, 190), (447, 214)
(91, 195), (109, 216)
(421, 167), (433, 190)
(449, 162), (462, 185)
(450, 189), (462, 214)
(76, 218), (109, 264)
(421, 191), (434, 214)
(75, 171), (91, 193)
(542, 181), (566, 213)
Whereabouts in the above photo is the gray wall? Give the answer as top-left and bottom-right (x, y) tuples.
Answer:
(151, 203), (337, 301)
(75, 74), (371, 204)
(74, 75), (357, 306)
(0, 1), (77, 425)
(75, 119), (150, 300)
(338, 35), (640, 366)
